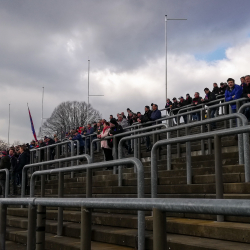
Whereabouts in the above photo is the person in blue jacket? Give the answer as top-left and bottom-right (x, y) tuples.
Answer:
(150, 104), (162, 122)
(72, 131), (85, 154)
(225, 78), (243, 113)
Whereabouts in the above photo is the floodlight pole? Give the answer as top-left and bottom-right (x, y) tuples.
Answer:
(8, 104), (10, 145)
(41, 87), (44, 137)
(86, 60), (104, 125)
(165, 15), (187, 103)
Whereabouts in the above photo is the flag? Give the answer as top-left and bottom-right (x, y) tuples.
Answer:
(27, 104), (38, 142)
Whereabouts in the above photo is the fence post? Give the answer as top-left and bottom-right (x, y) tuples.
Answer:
(27, 204), (37, 250)
(167, 119), (172, 171)
(36, 205), (46, 250)
(200, 109), (205, 155)
(153, 208), (166, 250)
(214, 135), (224, 222)
(0, 204), (7, 250)
(186, 127), (192, 184)
(113, 137), (118, 174)
(206, 109), (212, 155)
(81, 207), (92, 250)
(57, 168), (64, 236)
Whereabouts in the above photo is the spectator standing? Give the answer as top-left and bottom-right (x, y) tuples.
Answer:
(186, 94), (193, 105)
(138, 105), (152, 151)
(165, 98), (172, 114)
(97, 122), (113, 163)
(219, 82), (227, 95)
(240, 76), (246, 88)
(178, 96), (187, 124)
(192, 92), (202, 121)
(9, 149), (18, 195)
(151, 104), (161, 122)
(171, 98), (179, 123)
(202, 88), (217, 129)
(212, 83), (220, 95)
(118, 115), (132, 154)
(85, 124), (95, 153)
(96, 122), (103, 135)
(15, 146), (27, 190)
(242, 75), (250, 120)
(72, 131), (85, 154)
(0, 151), (11, 197)
(225, 78), (243, 113)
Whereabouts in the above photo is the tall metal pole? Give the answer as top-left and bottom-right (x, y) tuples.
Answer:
(87, 60), (90, 125)
(41, 87), (44, 137)
(165, 15), (168, 102)
(8, 104), (10, 145)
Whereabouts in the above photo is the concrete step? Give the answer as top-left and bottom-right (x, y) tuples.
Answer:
(5, 214), (250, 249)
(6, 227), (133, 250)
(5, 241), (26, 250)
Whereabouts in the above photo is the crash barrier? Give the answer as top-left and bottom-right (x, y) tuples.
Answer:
(21, 154), (92, 198)
(29, 157), (145, 250)
(0, 169), (9, 198)
(151, 125), (250, 221)
(30, 140), (78, 165)
(1, 197), (250, 250)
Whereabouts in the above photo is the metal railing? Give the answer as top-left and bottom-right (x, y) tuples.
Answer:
(21, 154), (92, 198)
(0, 169), (9, 198)
(150, 125), (250, 221)
(29, 157), (145, 250)
(1, 197), (250, 250)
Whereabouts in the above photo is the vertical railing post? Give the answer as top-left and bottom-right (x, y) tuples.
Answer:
(80, 207), (92, 250)
(167, 119), (172, 171)
(153, 208), (166, 250)
(113, 137), (118, 174)
(186, 127), (192, 184)
(176, 118), (181, 158)
(36, 205), (46, 250)
(214, 135), (224, 222)
(27, 204), (37, 250)
(71, 141), (74, 178)
(57, 165), (64, 236)
(0, 204), (7, 250)
(200, 109), (205, 155)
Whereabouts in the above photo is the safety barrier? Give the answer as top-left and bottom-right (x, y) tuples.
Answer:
(29, 157), (145, 250)
(1, 197), (250, 250)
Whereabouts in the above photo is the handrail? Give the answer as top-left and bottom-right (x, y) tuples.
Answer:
(29, 157), (145, 250)
(118, 113), (248, 185)
(238, 102), (250, 114)
(1, 197), (250, 250)
(0, 169), (9, 198)
(21, 154), (92, 198)
(151, 125), (250, 201)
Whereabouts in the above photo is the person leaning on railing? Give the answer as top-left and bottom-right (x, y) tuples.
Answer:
(191, 92), (202, 121)
(225, 78), (243, 114)
(242, 75), (250, 121)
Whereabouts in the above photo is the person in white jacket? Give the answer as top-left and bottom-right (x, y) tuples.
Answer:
(97, 122), (113, 162)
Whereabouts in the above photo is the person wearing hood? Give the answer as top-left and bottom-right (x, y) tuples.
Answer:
(0, 151), (11, 197)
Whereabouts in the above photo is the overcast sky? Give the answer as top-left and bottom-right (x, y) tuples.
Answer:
(1, 0), (250, 144)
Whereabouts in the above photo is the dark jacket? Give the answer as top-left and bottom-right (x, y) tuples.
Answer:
(150, 109), (161, 121)
(212, 87), (220, 95)
(225, 84), (243, 110)
(10, 155), (18, 173)
(171, 101), (179, 115)
(141, 110), (152, 124)
(72, 133), (84, 147)
(0, 156), (11, 180)
(186, 96), (193, 105)
(192, 97), (202, 110)
(242, 84), (250, 98)
(219, 85), (227, 95)
(108, 124), (124, 147)
(203, 91), (216, 106)
(16, 152), (27, 173)
(165, 101), (172, 109)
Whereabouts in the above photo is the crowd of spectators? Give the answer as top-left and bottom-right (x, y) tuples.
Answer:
(1, 76), (250, 196)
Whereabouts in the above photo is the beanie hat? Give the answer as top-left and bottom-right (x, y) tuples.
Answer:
(2, 151), (7, 156)
(110, 118), (117, 125)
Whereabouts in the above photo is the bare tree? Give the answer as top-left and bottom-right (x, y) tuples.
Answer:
(40, 101), (102, 138)
(0, 139), (9, 151)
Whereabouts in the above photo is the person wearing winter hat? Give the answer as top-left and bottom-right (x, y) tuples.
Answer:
(0, 151), (11, 197)
(108, 118), (124, 156)
(186, 93), (193, 105)
(171, 97), (179, 123)
(178, 96), (187, 124)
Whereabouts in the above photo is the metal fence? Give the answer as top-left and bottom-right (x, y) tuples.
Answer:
(1, 197), (250, 250)
(0, 169), (9, 198)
